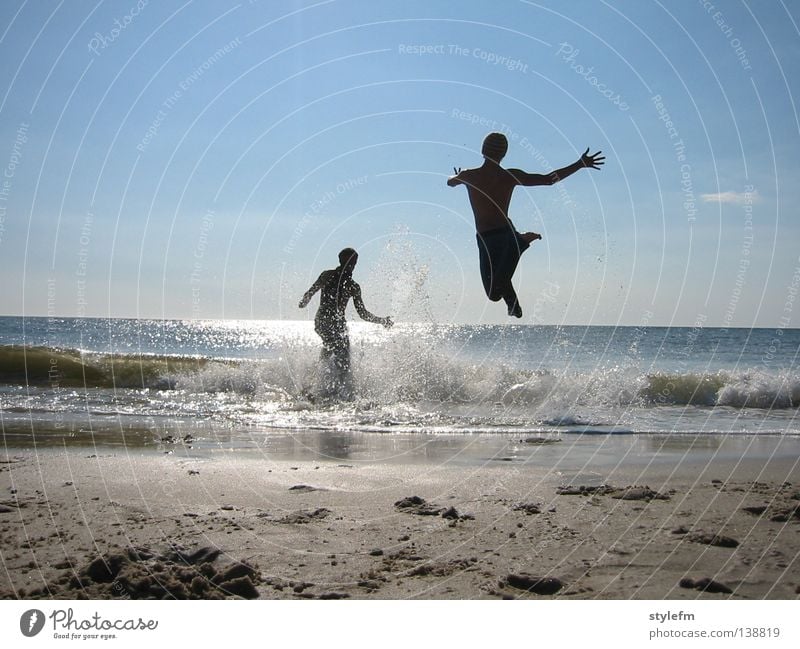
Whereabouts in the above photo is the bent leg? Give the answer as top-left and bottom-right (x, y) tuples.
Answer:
(504, 285), (522, 318)
(478, 236), (502, 301)
(477, 228), (530, 313)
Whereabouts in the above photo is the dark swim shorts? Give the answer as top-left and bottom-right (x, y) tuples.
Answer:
(476, 226), (530, 303)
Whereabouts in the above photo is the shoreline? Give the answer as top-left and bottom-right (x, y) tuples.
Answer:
(4, 428), (800, 470)
(2, 436), (799, 600)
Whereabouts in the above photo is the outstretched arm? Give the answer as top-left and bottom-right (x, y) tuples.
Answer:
(353, 285), (393, 328)
(298, 273), (326, 308)
(509, 148), (605, 186)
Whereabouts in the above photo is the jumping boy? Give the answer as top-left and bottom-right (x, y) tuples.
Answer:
(448, 132), (604, 317)
(299, 248), (392, 399)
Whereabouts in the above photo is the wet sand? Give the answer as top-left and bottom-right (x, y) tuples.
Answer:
(1, 433), (799, 599)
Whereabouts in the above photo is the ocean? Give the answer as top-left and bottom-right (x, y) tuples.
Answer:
(1, 317), (798, 457)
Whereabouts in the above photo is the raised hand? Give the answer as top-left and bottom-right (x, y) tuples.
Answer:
(447, 167), (464, 186)
(581, 148), (605, 170)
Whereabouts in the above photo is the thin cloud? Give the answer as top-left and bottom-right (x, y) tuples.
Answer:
(700, 190), (760, 205)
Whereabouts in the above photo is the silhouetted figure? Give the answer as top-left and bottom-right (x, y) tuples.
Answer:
(299, 248), (392, 399)
(448, 132), (604, 317)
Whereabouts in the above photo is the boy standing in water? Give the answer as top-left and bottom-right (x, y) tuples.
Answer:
(299, 248), (392, 399)
(448, 132), (604, 317)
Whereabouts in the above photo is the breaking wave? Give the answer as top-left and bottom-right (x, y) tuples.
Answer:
(2, 344), (798, 410)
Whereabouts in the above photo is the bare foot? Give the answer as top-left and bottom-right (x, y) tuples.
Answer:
(521, 232), (542, 244)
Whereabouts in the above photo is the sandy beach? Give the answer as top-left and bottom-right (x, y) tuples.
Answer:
(2, 433), (799, 600)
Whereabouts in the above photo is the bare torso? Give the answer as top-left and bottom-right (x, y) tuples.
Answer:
(314, 269), (359, 331)
(458, 163), (518, 232)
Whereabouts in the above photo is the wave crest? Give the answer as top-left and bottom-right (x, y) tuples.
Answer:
(2, 344), (798, 410)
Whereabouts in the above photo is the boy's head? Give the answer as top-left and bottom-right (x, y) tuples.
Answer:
(482, 132), (508, 163)
(338, 247), (358, 270)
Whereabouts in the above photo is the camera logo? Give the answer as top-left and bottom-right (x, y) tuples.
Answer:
(20, 609), (46, 637)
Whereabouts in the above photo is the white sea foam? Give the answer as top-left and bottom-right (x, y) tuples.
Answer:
(3, 317), (800, 438)
(168, 337), (800, 412)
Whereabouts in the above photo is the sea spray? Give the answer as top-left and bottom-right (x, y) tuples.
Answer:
(370, 226), (437, 323)
(2, 320), (800, 442)
(716, 369), (800, 409)
(354, 326), (518, 404)
(3, 343), (799, 411)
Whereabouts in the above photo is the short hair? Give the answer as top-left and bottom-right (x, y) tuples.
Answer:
(338, 247), (358, 266)
(481, 132), (508, 162)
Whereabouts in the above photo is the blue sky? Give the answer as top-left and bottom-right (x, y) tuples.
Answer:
(1, 0), (798, 326)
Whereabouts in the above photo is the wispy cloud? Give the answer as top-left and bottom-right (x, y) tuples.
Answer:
(700, 190), (760, 205)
